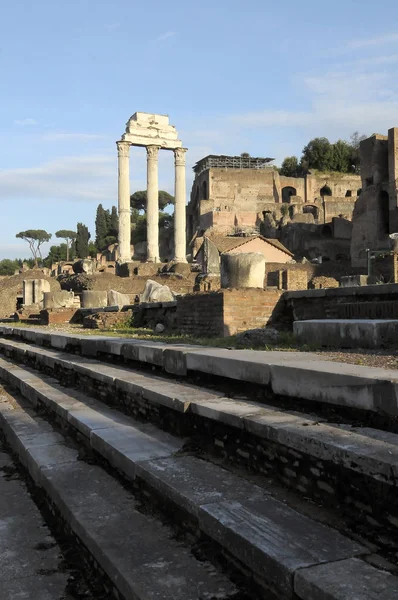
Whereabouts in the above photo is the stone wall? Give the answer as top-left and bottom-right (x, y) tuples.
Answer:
(176, 289), (284, 337)
(0, 271), (60, 318)
(283, 282), (398, 325)
(177, 293), (224, 337)
(59, 272), (195, 297)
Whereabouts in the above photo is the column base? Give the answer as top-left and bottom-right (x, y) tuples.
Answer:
(173, 257), (187, 263)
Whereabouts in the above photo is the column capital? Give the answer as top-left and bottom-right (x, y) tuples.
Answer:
(174, 147), (187, 166)
(116, 140), (130, 158)
(146, 145), (161, 160)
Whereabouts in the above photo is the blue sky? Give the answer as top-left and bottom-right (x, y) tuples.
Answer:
(1, 0), (398, 259)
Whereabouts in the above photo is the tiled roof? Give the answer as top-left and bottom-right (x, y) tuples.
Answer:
(197, 235), (293, 257)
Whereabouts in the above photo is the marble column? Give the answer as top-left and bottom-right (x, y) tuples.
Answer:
(117, 141), (131, 263)
(146, 145), (160, 262)
(174, 148), (187, 262)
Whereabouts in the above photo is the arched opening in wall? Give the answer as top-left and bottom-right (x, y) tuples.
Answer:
(188, 215), (194, 240)
(303, 205), (318, 219)
(201, 180), (208, 200)
(345, 190), (352, 197)
(282, 186), (297, 203)
(378, 190), (390, 235)
(320, 185), (332, 197)
(357, 188), (362, 196)
(322, 224), (332, 238)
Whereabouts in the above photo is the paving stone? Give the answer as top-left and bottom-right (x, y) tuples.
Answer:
(199, 497), (366, 599)
(91, 424), (183, 479)
(0, 573), (68, 599)
(1, 401), (237, 600)
(294, 557), (398, 600)
(136, 455), (267, 516)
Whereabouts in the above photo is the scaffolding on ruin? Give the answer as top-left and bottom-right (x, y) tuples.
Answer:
(193, 155), (274, 175)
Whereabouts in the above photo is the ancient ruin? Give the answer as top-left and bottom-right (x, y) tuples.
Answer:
(187, 154), (360, 262)
(351, 128), (398, 269)
(116, 112), (187, 265)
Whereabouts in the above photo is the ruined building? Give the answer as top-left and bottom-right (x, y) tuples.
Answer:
(351, 128), (398, 268)
(187, 154), (361, 261)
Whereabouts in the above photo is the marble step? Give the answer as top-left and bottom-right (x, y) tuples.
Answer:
(1, 358), (397, 599)
(0, 397), (238, 600)
(1, 341), (398, 493)
(1, 324), (398, 416)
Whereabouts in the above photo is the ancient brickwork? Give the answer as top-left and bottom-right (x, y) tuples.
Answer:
(177, 289), (284, 337)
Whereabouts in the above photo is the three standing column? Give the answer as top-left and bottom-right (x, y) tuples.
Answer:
(146, 145), (160, 262)
(174, 148), (187, 263)
(117, 141), (131, 263)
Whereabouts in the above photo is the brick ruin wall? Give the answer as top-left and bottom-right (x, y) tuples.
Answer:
(177, 289), (284, 337)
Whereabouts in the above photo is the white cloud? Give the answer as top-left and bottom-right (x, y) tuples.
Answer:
(41, 132), (107, 142)
(347, 32), (398, 49)
(14, 118), (37, 126)
(229, 55), (398, 142)
(155, 31), (176, 42)
(0, 155), (117, 202)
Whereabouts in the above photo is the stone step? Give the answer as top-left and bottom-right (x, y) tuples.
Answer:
(1, 325), (398, 416)
(1, 365), (393, 599)
(2, 342), (398, 549)
(0, 397), (238, 600)
(1, 340), (398, 494)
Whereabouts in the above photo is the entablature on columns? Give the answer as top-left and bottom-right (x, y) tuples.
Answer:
(120, 111), (182, 150)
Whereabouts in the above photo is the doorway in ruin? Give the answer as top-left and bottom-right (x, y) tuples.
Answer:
(378, 190), (390, 235)
(282, 186), (297, 203)
(303, 204), (319, 220)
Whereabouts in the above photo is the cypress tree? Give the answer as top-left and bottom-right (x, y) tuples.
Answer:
(95, 204), (108, 251)
(75, 223), (90, 258)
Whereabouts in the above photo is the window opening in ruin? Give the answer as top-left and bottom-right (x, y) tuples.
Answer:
(303, 205), (318, 219)
(320, 185), (332, 197)
(282, 186), (297, 203)
(201, 180), (208, 200)
(379, 190), (390, 235)
(322, 224), (332, 238)
(345, 190), (352, 197)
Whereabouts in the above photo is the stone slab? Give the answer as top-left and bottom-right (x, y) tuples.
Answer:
(294, 319), (398, 349)
(199, 498), (366, 599)
(135, 455), (267, 517)
(294, 557), (398, 600)
(0, 400), (237, 600)
(90, 424), (183, 479)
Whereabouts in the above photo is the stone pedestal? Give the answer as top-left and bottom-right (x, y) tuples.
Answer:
(221, 253), (265, 289)
(117, 141), (131, 263)
(146, 146), (160, 262)
(174, 148), (187, 262)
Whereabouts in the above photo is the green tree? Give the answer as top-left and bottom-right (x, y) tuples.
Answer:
(95, 204), (108, 251)
(279, 156), (300, 177)
(75, 223), (90, 258)
(349, 131), (367, 173)
(15, 229), (52, 266)
(130, 190), (174, 212)
(301, 137), (333, 172)
(331, 140), (352, 173)
(55, 230), (76, 261)
(0, 259), (19, 275)
(109, 206), (118, 237)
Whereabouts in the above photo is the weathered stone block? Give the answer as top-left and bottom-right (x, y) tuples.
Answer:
(221, 252), (265, 289)
(141, 279), (175, 303)
(107, 289), (130, 309)
(43, 291), (75, 309)
(81, 290), (108, 308)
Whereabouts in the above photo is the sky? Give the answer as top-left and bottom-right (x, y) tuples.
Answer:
(1, 0), (398, 259)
